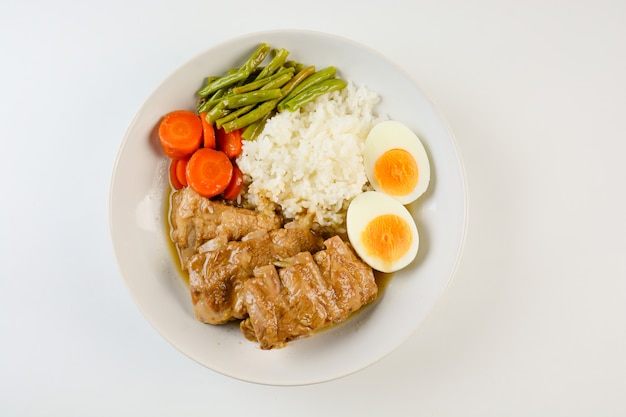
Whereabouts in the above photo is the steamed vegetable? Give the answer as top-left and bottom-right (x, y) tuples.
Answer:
(277, 66), (337, 111)
(175, 157), (189, 187)
(185, 148), (233, 198)
(222, 164), (244, 201)
(216, 128), (244, 159)
(158, 110), (203, 159)
(199, 112), (216, 149)
(279, 78), (347, 112)
(169, 159), (184, 190)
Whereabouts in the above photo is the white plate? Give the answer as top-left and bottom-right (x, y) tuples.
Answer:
(109, 29), (467, 386)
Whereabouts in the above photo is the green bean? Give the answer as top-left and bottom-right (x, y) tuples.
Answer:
(222, 99), (280, 133)
(284, 60), (305, 72)
(242, 120), (260, 141)
(222, 89), (282, 109)
(241, 111), (272, 141)
(215, 104), (255, 129)
(256, 48), (290, 79)
(196, 99), (208, 113)
(277, 66), (336, 111)
(259, 72), (293, 90)
(203, 76), (219, 86)
(279, 65), (315, 97)
(280, 78), (347, 112)
(198, 96), (225, 113)
(196, 87), (228, 113)
(244, 67), (264, 83)
(232, 67), (294, 95)
(240, 43), (271, 74)
(197, 70), (248, 98)
(206, 101), (229, 124)
(195, 76), (221, 103)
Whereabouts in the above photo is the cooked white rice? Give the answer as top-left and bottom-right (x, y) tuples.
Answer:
(237, 80), (386, 230)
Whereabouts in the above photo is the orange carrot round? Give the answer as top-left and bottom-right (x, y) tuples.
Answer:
(175, 157), (189, 187)
(169, 159), (184, 190)
(199, 112), (216, 149)
(186, 148), (233, 198)
(216, 127), (244, 159)
(222, 163), (244, 201)
(158, 110), (203, 159)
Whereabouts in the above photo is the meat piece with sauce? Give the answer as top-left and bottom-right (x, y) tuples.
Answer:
(188, 228), (324, 324)
(240, 236), (378, 349)
(170, 187), (282, 269)
(313, 235), (378, 316)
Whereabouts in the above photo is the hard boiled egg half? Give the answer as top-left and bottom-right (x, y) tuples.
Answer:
(347, 191), (419, 273)
(364, 120), (430, 205)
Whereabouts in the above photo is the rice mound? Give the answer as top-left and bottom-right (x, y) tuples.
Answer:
(237, 81), (386, 230)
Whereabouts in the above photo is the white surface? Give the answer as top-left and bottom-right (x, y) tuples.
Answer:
(109, 29), (467, 385)
(2, 0), (625, 414)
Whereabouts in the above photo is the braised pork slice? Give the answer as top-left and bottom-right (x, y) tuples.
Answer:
(170, 187), (282, 268)
(239, 265), (288, 347)
(241, 236), (378, 349)
(188, 228), (324, 325)
(313, 235), (378, 315)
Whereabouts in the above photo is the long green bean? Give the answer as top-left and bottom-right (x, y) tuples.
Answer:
(277, 66), (336, 111)
(284, 60), (305, 72)
(240, 43), (271, 74)
(241, 111), (272, 141)
(280, 78), (347, 112)
(260, 72), (293, 90)
(241, 119), (261, 141)
(206, 101), (229, 124)
(215, 104), (255, 129)
(222, 89), (282, 109)
(279, 65), (315, 97)
(197, 87), (229, 113)
(222, 98), (280, 133)
(197, 70), (248, 98)
(256, 48), (290, 79)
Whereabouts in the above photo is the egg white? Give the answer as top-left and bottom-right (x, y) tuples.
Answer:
(346, 191), (419, 273)
(363, 120), (430, 205)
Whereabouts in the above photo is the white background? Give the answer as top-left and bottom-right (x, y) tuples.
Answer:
(2, 0), (625, 416)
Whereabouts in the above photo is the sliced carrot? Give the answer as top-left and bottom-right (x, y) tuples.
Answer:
(169, 159), (184, 190)
(175, 157), (189, 187)
(199, 112), (216, 149)
(216, 127), (244, 159)
(186, 148), (233, 198)
(158, 110), (203, 159)
(222, 163), (244, 201)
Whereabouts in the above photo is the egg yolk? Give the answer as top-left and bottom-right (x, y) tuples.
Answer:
(361, 214), (413, 267)
(373, 148), (418, 197)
